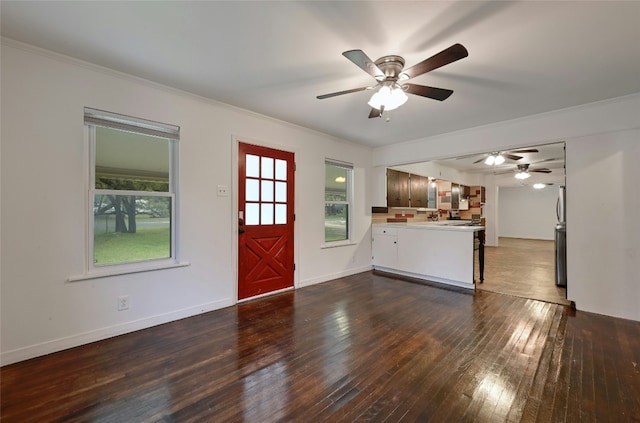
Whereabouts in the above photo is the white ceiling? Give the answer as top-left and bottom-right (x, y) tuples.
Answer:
(432, 141), (566, 187)
(2, 1), (639, 149)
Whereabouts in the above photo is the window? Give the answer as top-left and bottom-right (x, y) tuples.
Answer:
(84, 108), (179, 271)
(325, 160), (353, 243)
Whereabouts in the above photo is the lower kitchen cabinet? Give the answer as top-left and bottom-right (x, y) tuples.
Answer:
(372, 226), (398, 269)
(372, 224), (484, 289)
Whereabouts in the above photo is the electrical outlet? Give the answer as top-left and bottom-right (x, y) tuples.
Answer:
(217, 185), (229, 197)
(117, 295), (130, 311)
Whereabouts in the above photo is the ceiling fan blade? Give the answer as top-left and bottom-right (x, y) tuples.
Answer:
(400, 43), (468, 80)
(368, 108), (382, 119)
(531, 168), (552, 173)
(316, 86), (370, 99)
(531, 157), (563, 164)
(403, 83), (453, 101)
(507, 148), (539, 154)
(342, 50), (384, 80)
(504, 154), (523, 161)
(472, 157), (486, 164)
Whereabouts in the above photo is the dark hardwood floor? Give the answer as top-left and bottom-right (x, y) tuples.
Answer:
(2, 271), (639, 422)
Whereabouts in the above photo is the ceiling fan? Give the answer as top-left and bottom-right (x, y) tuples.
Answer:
(508, 163), (553, 180)
(317, 44), (468, 118)
(467, 148), (540, 165)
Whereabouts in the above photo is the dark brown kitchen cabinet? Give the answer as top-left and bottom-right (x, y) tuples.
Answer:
(410, 174), (429, 208)
(387, 169), (410, 207)
(451, 183), (460, 210)
(461, 185), (470, 199)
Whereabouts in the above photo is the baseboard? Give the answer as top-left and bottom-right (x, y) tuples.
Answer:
(1, 298), (233, 366)
(372, 267), (475, 290)
(298, 265), (373, 288)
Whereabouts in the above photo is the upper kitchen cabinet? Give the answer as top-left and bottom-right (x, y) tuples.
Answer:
(451, 183), (460, 210)
(410, 174), (429, 208)
(387, 169), (410, 207)
(461, 185), (470, 199)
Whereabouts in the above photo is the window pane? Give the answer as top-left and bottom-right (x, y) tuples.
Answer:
(261, 203), (274, 225)
(246, 178), (259, 202)
(325, 163), (347, 201)
(246, 203), (259, 225)
(275, 181), (287, 202)
(275, 204), (287, 224)
(261, 180), (274, 202)
(93, 194), (171, 265)
(95, 126), (170, 192)
(275, 159), (287, 181)
(246, 154), (260, 178)
(261, 157), (274, 179)
(325, 203), (348, 242)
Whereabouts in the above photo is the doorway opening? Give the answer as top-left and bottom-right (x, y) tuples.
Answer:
(390, 141), (567, 304)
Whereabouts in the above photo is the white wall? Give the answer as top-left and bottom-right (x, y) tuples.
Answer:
(0, 41), (373, 365)
(566, 131), (640, 322)
(498, 185), (558, 240)
(372, 93), (640, 322)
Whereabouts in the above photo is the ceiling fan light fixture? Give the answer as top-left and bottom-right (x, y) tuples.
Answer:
(515, 171), (531, 180)
(494, 154), (505, 165)
(533, 183), (546, 189)
(368, 84), (408, 111)
(484, 155), (495, 166)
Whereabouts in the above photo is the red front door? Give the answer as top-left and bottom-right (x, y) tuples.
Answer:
(238, 142), (295, 300)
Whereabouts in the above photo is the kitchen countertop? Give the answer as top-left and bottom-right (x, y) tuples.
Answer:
(373, 221), (485, 232)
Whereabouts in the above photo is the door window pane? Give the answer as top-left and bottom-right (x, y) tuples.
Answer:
(261, 157), (274, 179)
(261, 180), (274, 202)
(261, 203), (274, 225)
(246, 154), (260, 178)
(246, 203), (259, 225)
(275, 159), (287, 181)
(275, 204), (287, 224)
(275, 182), (287, 202)
(246, 178), (259, 202)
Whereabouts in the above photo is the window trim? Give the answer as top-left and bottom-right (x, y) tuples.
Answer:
(77, 109), (182, 279)
(324, 159), (354, 247)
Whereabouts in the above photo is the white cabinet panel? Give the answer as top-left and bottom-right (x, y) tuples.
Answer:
(372, 233), (398, 268)
(397, 228), (474, 283)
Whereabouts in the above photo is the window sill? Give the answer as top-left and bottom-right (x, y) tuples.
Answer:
(68, 261), (191, 282)
(321, 240), (356, 249)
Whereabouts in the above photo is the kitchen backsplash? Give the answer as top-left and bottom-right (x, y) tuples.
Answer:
(371, 208), (481, 224)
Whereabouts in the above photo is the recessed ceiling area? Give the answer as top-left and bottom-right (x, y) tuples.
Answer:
(1, 1), (639, 147)
(433, 142), (565, 187)
(392, 142), (565, 189)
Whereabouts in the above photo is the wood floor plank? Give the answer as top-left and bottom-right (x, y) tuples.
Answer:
(2, 271), (639, 423)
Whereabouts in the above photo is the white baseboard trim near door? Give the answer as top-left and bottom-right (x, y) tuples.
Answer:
(1, 298), (233, 366)
(298, 265), (373, 288)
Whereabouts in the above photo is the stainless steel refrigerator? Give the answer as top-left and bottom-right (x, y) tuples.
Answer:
(555, 186), (567, 287)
